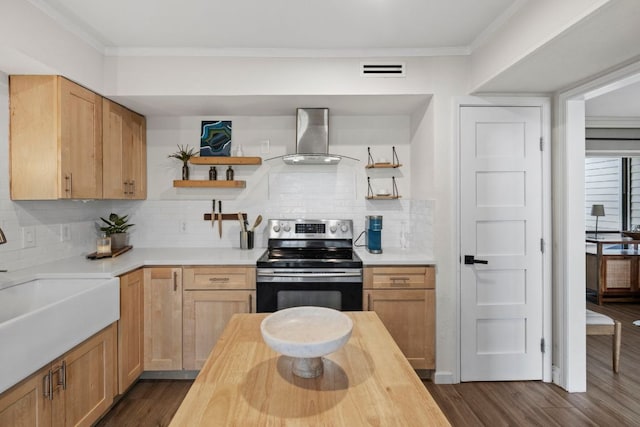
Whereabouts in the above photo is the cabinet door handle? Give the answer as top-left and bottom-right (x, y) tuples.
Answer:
(64, 174), (72, 194)
(43, 370), (53, 400)
(248, 294), (253, 313)
(173, 271), (178, 292)
(390, 277), (410, 287)
(52, 361), (66, 390)
(60, 361), (66, 390)
(131, 180), (136, 195)
(367, 293), (371, 311)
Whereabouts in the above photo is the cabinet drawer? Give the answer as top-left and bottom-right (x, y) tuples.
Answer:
(364, 266), (434, 289)
(183, 267), (256, 290)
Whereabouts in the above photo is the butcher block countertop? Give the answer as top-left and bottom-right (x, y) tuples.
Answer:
(169, 311), (450, 426)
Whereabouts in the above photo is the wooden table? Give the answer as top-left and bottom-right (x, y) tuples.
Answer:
(169, 312), (450, 426)
(586, 233), (640, 304)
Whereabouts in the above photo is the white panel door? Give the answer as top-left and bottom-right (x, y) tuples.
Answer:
(460, 105), (544, 381)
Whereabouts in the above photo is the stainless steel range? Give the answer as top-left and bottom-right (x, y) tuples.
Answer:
(256, 219), (363, 312)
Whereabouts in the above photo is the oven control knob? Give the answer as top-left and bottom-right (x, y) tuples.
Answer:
(272, 224), (280, 233)
(283, 224), (291, 232)
(330, 225), (337, 233)
(340, 224), (349, 232)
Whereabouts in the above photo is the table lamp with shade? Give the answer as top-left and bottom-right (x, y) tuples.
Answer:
(591, 204), (605, 237)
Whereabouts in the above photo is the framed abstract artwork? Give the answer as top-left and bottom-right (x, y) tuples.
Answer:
(200, 121), (232, 156)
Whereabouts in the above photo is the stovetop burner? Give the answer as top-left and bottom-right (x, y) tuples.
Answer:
(256, 219), (362, 269)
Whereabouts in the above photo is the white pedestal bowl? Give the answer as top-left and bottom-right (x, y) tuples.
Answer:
(260, 306), (353, 378)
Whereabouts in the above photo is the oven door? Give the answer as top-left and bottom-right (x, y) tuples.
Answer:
(256, 268), (363, 312)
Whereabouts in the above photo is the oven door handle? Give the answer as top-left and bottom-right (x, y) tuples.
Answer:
(257, 271), (362, 278)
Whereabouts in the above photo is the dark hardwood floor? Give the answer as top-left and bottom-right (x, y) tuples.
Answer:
(426, 302), (640, 426)
(95, 303), (640, 426)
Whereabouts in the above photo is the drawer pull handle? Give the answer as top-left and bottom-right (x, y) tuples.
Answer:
(390, 277), (410, 287)
(43, 370), (53, 400)
(208, 277), (230, 282)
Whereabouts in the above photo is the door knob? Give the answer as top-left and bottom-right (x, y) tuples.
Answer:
(464, 255), (488, 265)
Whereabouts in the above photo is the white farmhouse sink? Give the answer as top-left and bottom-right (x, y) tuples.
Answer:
(0, 277), (119, 394)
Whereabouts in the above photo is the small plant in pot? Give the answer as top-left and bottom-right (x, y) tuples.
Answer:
(168, 144), (198, 180)
(100, 213), (134, 250)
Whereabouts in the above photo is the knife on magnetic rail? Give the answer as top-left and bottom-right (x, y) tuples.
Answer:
(211, 199), (216, 227)
(218, 200), (223, 237)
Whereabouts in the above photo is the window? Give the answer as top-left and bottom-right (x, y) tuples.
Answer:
(585, 127), (640, 232)
(585, 157), (622, 231)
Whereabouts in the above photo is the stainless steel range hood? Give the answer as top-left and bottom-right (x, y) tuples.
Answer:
(282, 108), (342, 165)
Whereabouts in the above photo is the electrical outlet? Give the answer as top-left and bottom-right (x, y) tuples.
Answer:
(21, 226), (36, 248)
(260, 139), (270, 154)
(180, 221), (187, 233)
(60, 224), (71, 242)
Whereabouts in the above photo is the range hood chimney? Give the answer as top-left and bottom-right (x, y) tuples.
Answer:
(282, 108), (342, 165)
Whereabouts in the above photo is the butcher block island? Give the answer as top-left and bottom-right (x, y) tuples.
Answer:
(170, 311), (449, 426)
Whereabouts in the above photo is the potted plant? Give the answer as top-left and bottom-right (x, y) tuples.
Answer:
(168, 144), (198, 180)
(100, 213), (134, 250)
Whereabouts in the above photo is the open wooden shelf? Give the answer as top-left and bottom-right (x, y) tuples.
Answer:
(173, 180), (246, 188)
(366, 195), (402, 200)
(365, 163), (402, 169)
(190, 156), (262, 166)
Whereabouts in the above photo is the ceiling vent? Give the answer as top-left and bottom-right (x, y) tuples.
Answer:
(360, 62), (406, 78)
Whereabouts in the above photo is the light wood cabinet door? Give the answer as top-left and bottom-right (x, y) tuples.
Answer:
(118, 268), (144, 394)
(143, 267), (183, 370)
(59, 77), (103, 199)
(0, 365), (52, 427)
(102, 99), (147, 199)
(51, 323), (117, 427)
(182, 266), (255, 370)
(364, 288), (435, 370)
(363, 266), (435, 370)
(10, 75), (102, 200)
(183, 290), (255, 370)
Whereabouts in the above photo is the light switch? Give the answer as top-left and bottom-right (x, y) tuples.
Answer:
(60, 224), (71, 242)
(22, 226), (36, 248)
(260, 139), (270, 154)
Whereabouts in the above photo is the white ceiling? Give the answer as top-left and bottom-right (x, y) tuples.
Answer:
(30, 0), (517, 54)
(25, 0), (640, 119)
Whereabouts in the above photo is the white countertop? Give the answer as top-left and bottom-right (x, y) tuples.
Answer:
(0, 247), (435, 289)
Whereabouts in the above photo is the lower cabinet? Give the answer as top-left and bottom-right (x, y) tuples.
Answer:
(363, 266), (435, 370)
(143, 267), (183, 371)
(182, 267), (256, 370)
(0, 365), (51, 426)
(0, 323), (117, 427)
(118, 268), (144, 393)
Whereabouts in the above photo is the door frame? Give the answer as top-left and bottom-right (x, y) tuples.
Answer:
(555, 60), (640, 392)
(455, 97), (552, 383)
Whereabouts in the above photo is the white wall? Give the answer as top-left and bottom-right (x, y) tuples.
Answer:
(0, 0), (104, 90)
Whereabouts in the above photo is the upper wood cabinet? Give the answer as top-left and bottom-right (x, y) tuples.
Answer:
(9, 75), (146, 200)
(103, 99), (147, 199)
(10, 75), (103, 200)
